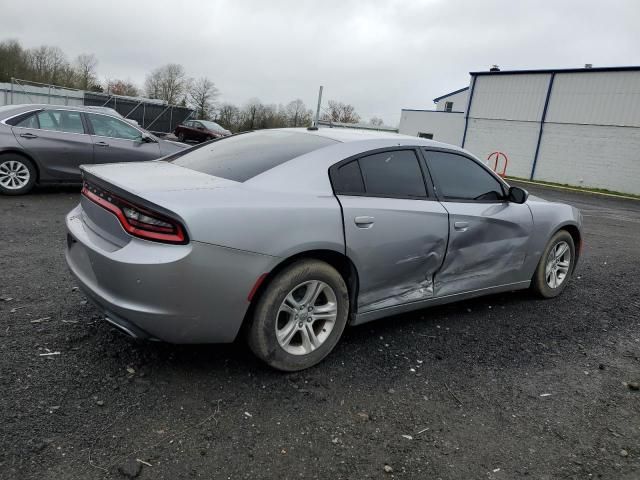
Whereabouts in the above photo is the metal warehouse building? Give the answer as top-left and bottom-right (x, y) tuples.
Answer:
(399, 66), (640, 195)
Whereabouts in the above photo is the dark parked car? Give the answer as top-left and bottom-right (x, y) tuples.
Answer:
(0, 104), (188, 195)
(174, 120), (231, 143)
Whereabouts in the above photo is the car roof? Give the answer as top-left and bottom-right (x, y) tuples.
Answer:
(0, 103), (125, 118)
(271, 127), (461, 150)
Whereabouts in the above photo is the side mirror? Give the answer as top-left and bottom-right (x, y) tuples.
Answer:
(508, 186), (528, 204)
(140, 134), (156, 144)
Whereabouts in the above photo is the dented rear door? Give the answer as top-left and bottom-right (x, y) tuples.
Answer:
(332, 148), (449, 314)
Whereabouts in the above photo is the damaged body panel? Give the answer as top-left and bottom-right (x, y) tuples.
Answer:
(338, 195), (449, 312)
(434, 201), (534, 296)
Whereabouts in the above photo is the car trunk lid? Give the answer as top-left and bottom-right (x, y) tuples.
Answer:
(79, 161), (238, 246)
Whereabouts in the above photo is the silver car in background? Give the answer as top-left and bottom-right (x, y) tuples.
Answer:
(65, 129), (582, 371)
(0, 104), (187, 195)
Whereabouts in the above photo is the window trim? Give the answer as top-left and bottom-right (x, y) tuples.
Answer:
(421, 147), (509, 204)
(329, 146), (435, 200)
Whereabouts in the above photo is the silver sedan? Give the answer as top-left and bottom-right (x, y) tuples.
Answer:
(65, 128), (582, 371)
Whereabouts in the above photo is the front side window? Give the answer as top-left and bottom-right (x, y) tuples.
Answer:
(358, 150), (427, 198)
(87, 113), (142, 140)
(426, 151), (505, 201)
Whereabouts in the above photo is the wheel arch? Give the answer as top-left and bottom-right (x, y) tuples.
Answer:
(0, 148), (40, 182)
(241, 249), (360, 335)
(556, 223), (582, 269)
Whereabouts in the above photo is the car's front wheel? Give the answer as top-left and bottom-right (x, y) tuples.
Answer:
(247, 259), (349, 371)
(531, 230), (575, 298)
(0, 154), (36, 195)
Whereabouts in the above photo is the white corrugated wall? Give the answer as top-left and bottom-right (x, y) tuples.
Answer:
(461, 70), (640, 194)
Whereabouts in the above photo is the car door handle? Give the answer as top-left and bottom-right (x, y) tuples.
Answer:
(95, 141), (109, 147)
(354, 216), (375, 228)
(19, 133), (38, 139)
(454, 221), (469, 231)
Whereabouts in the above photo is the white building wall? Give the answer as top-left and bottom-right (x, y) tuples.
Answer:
(463, 118), (540, 178)
(469, 74), (550, 121)
(546, 71), (640, 127)
(435, 89), (468, 112)
(402, 68), (640, 194)
(398, 110), (465, 145)
(533, 123), (640, 195)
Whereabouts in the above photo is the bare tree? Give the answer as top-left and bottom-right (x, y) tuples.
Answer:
(216, 103), (241, 131)
(144, 63), (188, 104)
(285, 99), (312, 127)
(105, 78), (139, 96)
(75, 53), (98, 90)
(188, 77), (219, 119)
(0, 39), (30, 82)
(242, 98), (264, 130)
(27, 46), (68, 85)
(369, 116), (384, 127)
(323, 100), (360, 124)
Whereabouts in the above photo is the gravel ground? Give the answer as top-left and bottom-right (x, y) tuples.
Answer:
(1, 182), (639, 480)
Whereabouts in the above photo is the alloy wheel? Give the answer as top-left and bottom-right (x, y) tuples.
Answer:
(0, 160), (30, 190)
(545, 240), (571, 288)
(275, 280), (338, 355)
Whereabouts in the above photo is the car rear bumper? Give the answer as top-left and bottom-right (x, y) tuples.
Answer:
(65, 204), (275, 343)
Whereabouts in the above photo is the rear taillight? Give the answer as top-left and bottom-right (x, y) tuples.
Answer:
(82, 182), (187, 244)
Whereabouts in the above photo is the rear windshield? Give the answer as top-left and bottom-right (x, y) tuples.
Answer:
(171, 130), (337, 182)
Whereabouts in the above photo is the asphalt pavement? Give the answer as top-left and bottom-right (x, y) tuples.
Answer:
(1, 182), (639, 479)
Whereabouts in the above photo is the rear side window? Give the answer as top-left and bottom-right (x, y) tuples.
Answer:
(359, 150), (426, 197)
(331, 150), (427, 198)
(36, 110), (85, 134)
(171, 130), (337, 182)
(426, 151), (505, 201)
(14, 113), (39, 129)
(13, 110), (85, 134)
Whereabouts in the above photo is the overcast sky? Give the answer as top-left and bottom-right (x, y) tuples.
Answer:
(2, 0), (639, 125)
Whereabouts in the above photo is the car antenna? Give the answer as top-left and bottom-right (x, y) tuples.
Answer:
(308, 85), (323, 131)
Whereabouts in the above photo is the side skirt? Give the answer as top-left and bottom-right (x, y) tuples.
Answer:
(351, 280), (531, 326)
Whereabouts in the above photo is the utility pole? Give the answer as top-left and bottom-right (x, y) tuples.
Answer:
(310, 85), (323, 130)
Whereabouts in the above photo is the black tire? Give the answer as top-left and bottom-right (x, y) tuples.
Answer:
(531, 230), (575, 298)
(247, 259), (349, 371)
(0, 154), (37, 195)
(177, 132), (186, 142)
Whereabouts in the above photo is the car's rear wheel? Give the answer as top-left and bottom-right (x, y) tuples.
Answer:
(531, 230), (575, 298)
(247, 259), (349, 371)
(177, 132), (186, 142)
(0, 154), (36, 195)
